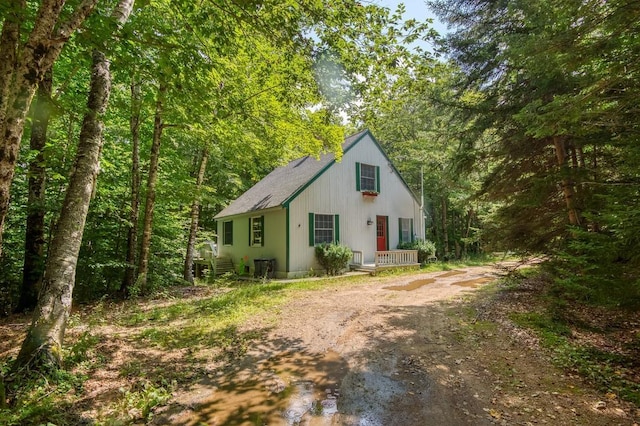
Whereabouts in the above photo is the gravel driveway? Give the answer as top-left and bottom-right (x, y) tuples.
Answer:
(154, 264), (636, 425)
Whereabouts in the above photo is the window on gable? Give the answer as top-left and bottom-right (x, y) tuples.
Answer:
(308, 213), (340, 246)
(399, 218), (413, 243)
(249, 216), (264, 247)
(361, 164), (376, 191)
(356, 162), (380, 193)
(223, 221), (233, 245)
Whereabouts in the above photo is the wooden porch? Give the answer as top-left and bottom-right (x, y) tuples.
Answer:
(350, 250), (420, 273)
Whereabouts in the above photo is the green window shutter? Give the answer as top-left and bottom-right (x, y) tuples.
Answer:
(376, 165), (381, 193)
(410, 218), (414, 242)
(224, 221), (233, 245)
(334, 214), (340, 243)
(385, 216), (389, 250)
(248, 217), (252, 245)
(355, 162), (361, 191)
(261, 216), (265, 246)
(398, 218), (402, 244)
(308, 212), (315, 246)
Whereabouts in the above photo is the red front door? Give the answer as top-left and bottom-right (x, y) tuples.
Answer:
(376, 215), (387, 251)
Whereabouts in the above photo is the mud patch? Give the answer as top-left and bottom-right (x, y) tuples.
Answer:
(155, 349), (346, 425)
(451, 277), (493, 288)
(436, 270), (466, 278)
(384, 278), (435, 291)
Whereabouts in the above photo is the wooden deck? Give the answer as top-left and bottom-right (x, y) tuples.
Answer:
(350, 250), (420, 273)
(193, 256), (234, 278)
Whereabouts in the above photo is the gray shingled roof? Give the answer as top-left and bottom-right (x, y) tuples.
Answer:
(214, 129), (369, 219)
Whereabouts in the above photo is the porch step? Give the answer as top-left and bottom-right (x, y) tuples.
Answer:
(350, 263), (376, 273)
(214, 257), (235, 276)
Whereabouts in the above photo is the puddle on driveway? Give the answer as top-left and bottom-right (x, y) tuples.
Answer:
(436, 270), (466, 278)
(384, 271), (487, 292)
(162, 349), (346, 425)
(384, 278), (435, 291)
(452, 277), (493, 288)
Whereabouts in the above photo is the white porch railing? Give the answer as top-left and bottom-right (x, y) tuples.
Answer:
(375, 250), (418, 266)
(352, 250), (364, 265)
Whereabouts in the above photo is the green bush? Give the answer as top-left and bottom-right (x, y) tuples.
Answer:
(397, 239), (437, 263)
(314, 243), (353, 276)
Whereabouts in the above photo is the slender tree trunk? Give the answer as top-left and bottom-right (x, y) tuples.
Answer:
(17, 70), (52, 313)
(14, 0), (133, 371)
(0, 0), (99, 258)
(462, 208), (474, 257)
(137, 83), (167, 292)
(454, 212), (461, 259)
(441, 196), (449, 259)
(121, 77), (142, 296)
(552, 136), (581, 226)
(183, 149), (209, 283)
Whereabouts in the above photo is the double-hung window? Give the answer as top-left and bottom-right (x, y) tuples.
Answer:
(360, 164), (376, 191)
(223, 221), (233, 245)
(399, 218), (414, 243)
(249, 216), (264, 247)
(308, 213), (340, 245)
(356, 162), (380, 193)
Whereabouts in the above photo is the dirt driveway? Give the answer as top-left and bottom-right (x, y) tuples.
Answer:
(155, 265), (637, 425)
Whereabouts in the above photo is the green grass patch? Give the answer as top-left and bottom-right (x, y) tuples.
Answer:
(122, 281), (290, 326)
(0, 364), (87, 426)
(122, 277), (366, 352)
(419, 256), (502, 273)
(106, 379), (173, 424)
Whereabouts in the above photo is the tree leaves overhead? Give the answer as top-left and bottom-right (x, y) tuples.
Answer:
(2, 0), (438, 312)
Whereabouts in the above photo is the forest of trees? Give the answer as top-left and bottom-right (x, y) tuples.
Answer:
(0, 0), (638, 374)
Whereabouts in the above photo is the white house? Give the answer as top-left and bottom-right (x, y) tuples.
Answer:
(214, 129), (424, 278)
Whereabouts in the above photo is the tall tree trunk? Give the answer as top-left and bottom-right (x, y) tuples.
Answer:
(183, 149), (209, 283)
(17, 70), (52, 313)
(462, 208), (475, 257)
(453, 212), (461, 259)
(0, 0), (25, 125)
(441, 196), (449, 259)
(137, 83), (167, 292)
(121, 77), (142, 296)
(14, 0), (133, 370)
(0, 0), (99, 258)
(552, 136), (581, 226)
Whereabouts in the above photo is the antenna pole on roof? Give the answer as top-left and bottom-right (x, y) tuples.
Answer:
(421, 165), (425, 238)
(420, 165), (424, 211)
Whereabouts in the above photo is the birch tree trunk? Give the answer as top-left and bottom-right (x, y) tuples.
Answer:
(14, 0), (134, 370)
(15, 50), (111, 369)
(0, 0), (99, 257)
(17, 70), (52, 313)
(183, 149), (209, 283)
(137, 83), (167, 292)
(121, 78), (142, 296)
